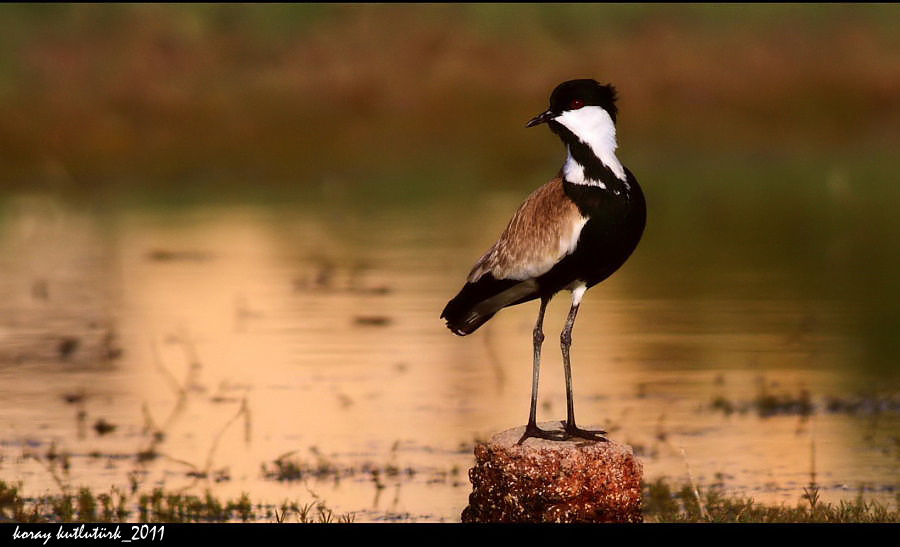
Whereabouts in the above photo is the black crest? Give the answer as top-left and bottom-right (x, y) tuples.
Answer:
(548, 79), (618, 123)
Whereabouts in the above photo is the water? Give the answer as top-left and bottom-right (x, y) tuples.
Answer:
(0, 186), (897, 522)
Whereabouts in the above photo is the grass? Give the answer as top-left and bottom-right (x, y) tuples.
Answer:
(0, 479), (352, 523)
(642, 477), (900, 523)
(260, 445), (469, 490)
(4, 475), (897, 523)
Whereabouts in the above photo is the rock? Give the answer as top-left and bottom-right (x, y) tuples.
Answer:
(462, 422), (643, 523)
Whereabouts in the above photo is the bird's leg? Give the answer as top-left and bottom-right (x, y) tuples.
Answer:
(517, 296), (564, 444)
(560, 288), (607, 442)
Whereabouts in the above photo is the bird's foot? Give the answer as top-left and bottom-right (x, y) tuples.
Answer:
(561, 421), (608, 442)
(516, 423), (567, 445)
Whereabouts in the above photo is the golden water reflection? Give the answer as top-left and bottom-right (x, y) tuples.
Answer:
(0, 193), (896, 522)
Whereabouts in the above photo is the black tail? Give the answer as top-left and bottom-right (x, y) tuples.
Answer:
(441, 275), (539, 336)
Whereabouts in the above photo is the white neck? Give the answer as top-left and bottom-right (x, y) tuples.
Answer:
(555, 105), (626, 184)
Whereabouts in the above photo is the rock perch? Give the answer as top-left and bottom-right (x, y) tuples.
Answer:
(462, 422), (643, 523)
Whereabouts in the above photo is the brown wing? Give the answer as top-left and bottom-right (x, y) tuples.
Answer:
(467, 177), (587, 283)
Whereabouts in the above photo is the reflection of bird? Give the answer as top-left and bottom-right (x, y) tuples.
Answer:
(441, 79), (646, 443)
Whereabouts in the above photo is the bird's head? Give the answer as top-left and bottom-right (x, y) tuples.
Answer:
(526, 79), (619, 132)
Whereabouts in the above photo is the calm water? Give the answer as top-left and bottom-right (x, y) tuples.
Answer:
(0, 186), (897, 522)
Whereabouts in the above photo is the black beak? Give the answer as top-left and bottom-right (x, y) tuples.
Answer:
(526, 109), (554, 128)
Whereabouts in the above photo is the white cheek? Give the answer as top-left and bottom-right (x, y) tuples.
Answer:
(556, 106), (626, 182)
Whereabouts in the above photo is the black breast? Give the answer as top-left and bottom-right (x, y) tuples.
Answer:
(536, 169), (645, 293)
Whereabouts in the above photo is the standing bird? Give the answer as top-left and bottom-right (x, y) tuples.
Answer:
(441, 79), (646, 443)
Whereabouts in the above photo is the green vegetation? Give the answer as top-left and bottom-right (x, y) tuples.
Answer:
(0, 479), (353, 523)
(643, 477), (900, 523)
(260, 447), (465, 489)
(4, 476), (897, 523)
(0, 4), (897, 191)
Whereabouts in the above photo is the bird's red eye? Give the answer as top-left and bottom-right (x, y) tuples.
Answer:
(570, 99), (585, 110)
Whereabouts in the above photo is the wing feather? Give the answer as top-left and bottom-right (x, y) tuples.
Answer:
(468, 177), (586, 282)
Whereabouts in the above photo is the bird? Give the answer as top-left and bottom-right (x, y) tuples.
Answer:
(440, 79), (646, 444)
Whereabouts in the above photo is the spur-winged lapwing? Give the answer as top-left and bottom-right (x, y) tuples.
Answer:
(441, 79), (646, 443)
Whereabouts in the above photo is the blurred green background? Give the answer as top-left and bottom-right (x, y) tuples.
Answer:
(1, 3), (899, 379)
